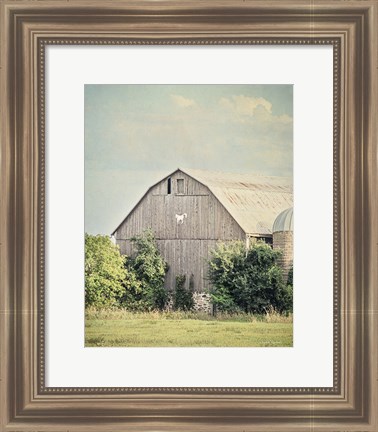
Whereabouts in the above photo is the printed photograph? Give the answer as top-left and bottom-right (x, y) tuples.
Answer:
(85, 84), (293, 347)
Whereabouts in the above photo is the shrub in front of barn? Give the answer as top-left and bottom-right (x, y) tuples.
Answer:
(174, 275), (194, 311)
(208, 241), (293, 314)
(118, 261), (146, 311)
(285, 265), (294, 313)
(84, 234), (128, 308)
(207, 241), (246, 313)
(124, 229), (169, 311)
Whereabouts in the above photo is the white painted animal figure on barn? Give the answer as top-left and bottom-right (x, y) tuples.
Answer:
(175, 213), (187, 224)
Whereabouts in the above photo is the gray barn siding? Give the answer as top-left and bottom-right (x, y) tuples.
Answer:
(115, 171), (245, 291)
(116, 171), (245, 241)
(117, 238), (236, 292)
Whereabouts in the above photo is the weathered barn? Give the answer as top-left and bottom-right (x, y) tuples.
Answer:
(112, 168), (293, 296)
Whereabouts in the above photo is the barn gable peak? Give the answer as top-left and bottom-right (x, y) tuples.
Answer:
(112, 167), (292, 236)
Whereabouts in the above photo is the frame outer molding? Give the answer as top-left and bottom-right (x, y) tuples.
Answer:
(0, 1), (377, 431)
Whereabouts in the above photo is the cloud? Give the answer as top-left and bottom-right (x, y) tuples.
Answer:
(219, 95), (272, 116)
(219, 95), (292, 125)
(170, 94), (197, 108)
(275, 114), (292, 124)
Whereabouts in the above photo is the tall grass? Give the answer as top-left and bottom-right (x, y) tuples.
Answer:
(85, 308), (293, 347)
(85, 307), (292, 324)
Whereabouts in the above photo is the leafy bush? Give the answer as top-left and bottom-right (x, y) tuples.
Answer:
(85, 230), (169, 311)
(285, 266), (294, 313)
(85, 234), (127, 308)
(118, 260), (146, 311)
(207, 241), (245, 313)
(287, 265), (293, 286)
(125, 229), (168, 311)
(208, 241), (292, 314)
(174, 275), (194, 311)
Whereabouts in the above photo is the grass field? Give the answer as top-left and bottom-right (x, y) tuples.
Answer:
(85, 309), (293, 347)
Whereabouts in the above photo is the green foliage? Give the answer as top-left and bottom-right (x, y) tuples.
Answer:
(287, 265), (293, 286)
(285, 266), (294, 313)
(118, 263), (145, 311)
(124, 229), (168, 311)
(174, 275), (194, 311)
(85, 230), (169, 311)
(208, 241), (293, 314)
(85, 234), (127, 308)
(208, 242), (245, 313)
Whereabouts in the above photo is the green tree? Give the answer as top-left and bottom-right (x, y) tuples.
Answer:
(85, 234), (127, 308)
(208, 241), (245, 313)
(287, 265), (293, 286)
(174, 275), (194, 311)
(118, 260), (144, 311)
(209, 241), (292, 314)
(127, 229), (168, 310)
(285, 265), (294, 313)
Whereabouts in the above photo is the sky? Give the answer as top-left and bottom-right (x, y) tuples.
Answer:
(85, 84), (293, 234)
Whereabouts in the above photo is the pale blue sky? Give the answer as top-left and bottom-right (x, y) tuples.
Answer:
(85, 84), (293, 234)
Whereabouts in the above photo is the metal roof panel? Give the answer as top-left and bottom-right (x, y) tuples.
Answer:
(181, 168), (293, 235)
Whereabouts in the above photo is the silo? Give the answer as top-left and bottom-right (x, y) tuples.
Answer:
(272, 207), (293, 281)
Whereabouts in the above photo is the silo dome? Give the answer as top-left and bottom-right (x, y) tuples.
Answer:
(272, 207), (293, 233)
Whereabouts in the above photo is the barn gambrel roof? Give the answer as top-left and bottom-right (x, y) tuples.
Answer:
(181, 168), (293, 236)
(112, 168), (293, 236)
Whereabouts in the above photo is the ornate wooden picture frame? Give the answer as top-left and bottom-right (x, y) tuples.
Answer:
(1, 1), (377, 430)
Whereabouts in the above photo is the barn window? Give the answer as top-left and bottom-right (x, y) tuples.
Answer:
(177, 179), (184, 194)
(167, 177), (172, 194)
